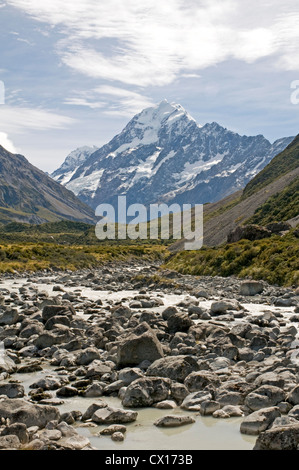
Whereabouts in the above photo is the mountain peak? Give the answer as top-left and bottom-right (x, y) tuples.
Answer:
(134, 99), (196, 130)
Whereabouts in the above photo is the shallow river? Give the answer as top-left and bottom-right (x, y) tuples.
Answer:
(0, 275), (297, 451)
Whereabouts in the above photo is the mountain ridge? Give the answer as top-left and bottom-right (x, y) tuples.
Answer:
(0, 145), (97, 225)
(51, 100), (294, 211)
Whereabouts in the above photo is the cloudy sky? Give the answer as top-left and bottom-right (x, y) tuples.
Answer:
(0, 0), (298, 173)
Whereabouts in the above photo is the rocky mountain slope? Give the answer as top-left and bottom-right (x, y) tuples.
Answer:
(0, 145), (96, 225)
(51, 146), (99, 185)
(52, 100), (294, 211)
(171, 134), (299, 249)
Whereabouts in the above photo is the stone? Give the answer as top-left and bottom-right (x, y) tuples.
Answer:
(249, 336), (268, 351)
(85, 361), (112, 378)
(122, 377), (171, 408)
(44, 315), (71, 331)
(0, 351), (16, 374)
(30, 376), (64, 391)
(42, 305), (75, 323)
(112, 306), (132, 321)
(56, 386), (78, 398)
(0, 423), (29, 444)
(161, 306), (178, 321)
(245, 385), (286, 412)
(0, 383), (25, 399)
(154, 400), (177, 409)
(57, 432), (91, 450)
(213, 409), (230, 419)
(210, 300), (240, 315)
(22, 439), (45, 451)
(19, 322), (44, 338)
(240, 407), (281, 435)
(118, 368), (144, 385)
(116, 328), (164, 367)
(83, 382), (104, 398)
(0, 434), (20, 450)
(170, 382), (189, 405)
(0, 309), (19, 326)
(237, 348), (254, 362)
(111, 432), (125, 442)
(227, 225), (272, 243)
(221, 405), (244, 417)
(0, 399), (60, 428)
(167, 313), (193, 334)
(240, 281), (264, 296)
(154, 415), (195, 428)
(33, 332), (69, 349)
(146, 355), (199, 383)
(215, 390), (244, 407)
(288, 405), (299, 420)
(254, 372), (285, 389)
(270, 416), (299, 428)
(91, 407), (138, 424)
(184, 371), (221, 392)
(99, 425), (127, 436)
(75, 347), (102, 366)
(200, 400), (221, 416)
(254, 424), (299, 450)
(181, 391), (212, 411)
(287, 385), (299, 406)
(209, 357), (231, 371)
(82, 401), (108, 421)
(38, 429), (62, 442)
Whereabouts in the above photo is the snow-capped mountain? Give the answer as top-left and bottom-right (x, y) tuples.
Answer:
(52, 146), (98, 185)
(51, 100), (294, 210)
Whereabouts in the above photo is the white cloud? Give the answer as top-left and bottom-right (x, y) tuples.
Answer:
(63, 97), (106, 109)
(0, 105), (76, 134)
(63, 85), (154, 118)
(0, 132), (17, 153)
(5, 0), (299, 88)
(95, 86), (154, 116)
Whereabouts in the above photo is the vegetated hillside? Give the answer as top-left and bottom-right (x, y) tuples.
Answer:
(0, 145), (96, 225)
(242, 134), (299, 198)
(165, 230), (299, 287)
(246, 176), (299, 226)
